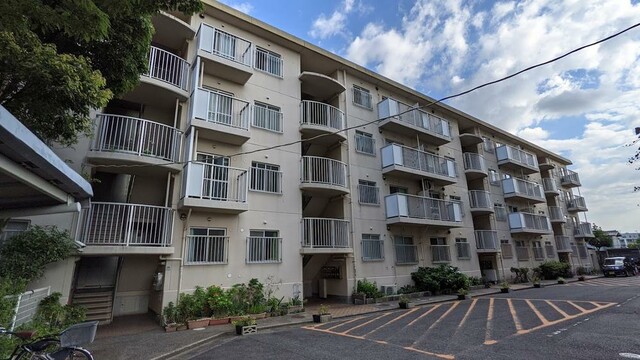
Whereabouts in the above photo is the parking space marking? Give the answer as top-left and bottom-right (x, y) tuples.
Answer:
(545, 300), (570, 318)
(362, 307), (419, 337)
(525, 299), (550, 325)
(484, 298), (496, 345)
(342, 311), (394, 335)
(457, 298), (477, 329)
(325, 315), (365, 331)
(411, 302), (460, 348)
(407, 304), (441, 326)
(507, 299), (524, 334)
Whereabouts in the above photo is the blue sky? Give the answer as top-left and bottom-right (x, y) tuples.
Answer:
(219, 0), (640, 232)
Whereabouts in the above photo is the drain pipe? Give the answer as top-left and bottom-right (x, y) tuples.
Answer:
(176, 208), (192, 303)
(342, 69), (358, 296)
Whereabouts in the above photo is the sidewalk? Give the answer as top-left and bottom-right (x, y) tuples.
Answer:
(87, 275), (600, 360)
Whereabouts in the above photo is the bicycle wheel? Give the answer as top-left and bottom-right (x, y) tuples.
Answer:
(14, 339), (61, 359)
(54, 347), (94, 360)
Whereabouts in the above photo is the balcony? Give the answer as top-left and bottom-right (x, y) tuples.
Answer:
(300, 156), (349, 196)
(463, 153), (488, 180)
(151, 12), (195, 51)
(469, 190), (493, 215)
(475, 230), (499, 252)
(81, 202), (174, 255)
(548, 206), (566, 223)
(538, 157), (555, 171)
(301, 218), (352, 254)
(496, 145), (539, 174)
(555, 236), (572, 252)
(501, 178), (545, 203)
(191, 88), (251, 145)
(197, 24), (253, 84)
(179, 162), (248, 213)
(299, 72), (346, 102)
(88, 114), (182, 173)
(385, 194), (463, 229)
(299, 101), (346, 143)
(508, 212), (552, 234)
(542, 178), (560, 196)
(431, 245), (451, 263)
(574, 222), (594, 238)
(459, 128), (483, 147)
(560, 169), (581, 187)
(381, 144), (457, 185)
(377, 98), (452, 145)
(128, 46), (190, 105)
(567, 195), (588, 212)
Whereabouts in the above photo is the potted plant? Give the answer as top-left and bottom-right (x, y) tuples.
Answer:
(233, 316), (257, 335)
(162, 302), (179, 332)
(398, 295), (414, 309)
(312, 304), (332, 323)
(288, 295), (304, 314)
(557, 277), (566, 284)
(500, 281), (510, 293)
(206, 285), (232, 325)
(532, 277), (542, 288)
(457, 289), (469, 300)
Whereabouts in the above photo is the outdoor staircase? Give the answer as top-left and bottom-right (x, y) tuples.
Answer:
(72, 287), (115, 325)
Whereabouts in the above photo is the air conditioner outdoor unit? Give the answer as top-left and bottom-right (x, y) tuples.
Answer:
(380, 285), (397, 295)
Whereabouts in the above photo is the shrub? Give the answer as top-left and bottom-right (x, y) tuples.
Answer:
(32, 293), (86, 335)
(468, 276), (483, 286)
(356, 279), (383, 298)
(510, 267), (530, 283)
(411, 265), (469, 294)
(397, 285), (418, 295)
(539, 261), (572, 280)
(205, 285), (232, 318)
(575, 266), (588, 276)
(162, 302), (179, 325)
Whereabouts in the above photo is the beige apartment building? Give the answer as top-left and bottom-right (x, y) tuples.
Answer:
(7, 1), (595, 323)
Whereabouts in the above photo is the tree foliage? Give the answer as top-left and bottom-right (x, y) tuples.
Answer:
(0, 0), (202, 146)
(589, 224), (613, 250)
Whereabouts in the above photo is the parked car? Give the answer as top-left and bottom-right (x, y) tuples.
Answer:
(602, 257), (636, 277)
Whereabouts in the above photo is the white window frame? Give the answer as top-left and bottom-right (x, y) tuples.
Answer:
(252, 102), (283, 133)
(489, 169), (500, 185)
(185, 228), (227, 264)
(247, 230), (282, 263)
(0, 220), (30, 247)
(394, 236), (418, 265)
(355, 130), (376, 156)
(250, 161), (282, 194)
(494, 204), (507, 221)
(358, 180), (379, 205)
(500, 239), (513, 259)
(352, 85), (373, 109)
(361, 234), (384, 261)
(254, 47), (283, 77)
(455, 238), (471, 260)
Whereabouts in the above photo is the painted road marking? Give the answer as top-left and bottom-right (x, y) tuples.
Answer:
(457, 298), (477, 329)
(507, 299), (524, 334)
(484, 298), (496, 345)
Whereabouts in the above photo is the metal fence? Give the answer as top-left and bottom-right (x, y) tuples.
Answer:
(300, 156), (348, 188)
(246, 236), (282, 263)
(300, 100), (345, 131)
(145, 46), (189, 90)
(7, 287), (51, 331)
(358, 184), (380, 205)
(185, 235), (228, 264)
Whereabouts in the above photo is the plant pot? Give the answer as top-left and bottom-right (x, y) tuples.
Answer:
(399, 302), (414, 309)
(578, 276), (585, 281)
(558, 280), (566, 285)
(457, 294), (468, 300)
(235, 324), (257, 335)
(312, 314), (332, 323)
(187, 318), (210, 329)
(209, 317), (230, 326)
(229, 316), (245, 323)
(533, 283), (541, 288)
(500, 288), (510, 293)
(164, 324), (177, 332)
(288, 305), (304, 314)
(176, 324), (188, 331)
(249, 312), (267, 320)
(365, 298), (375, 304)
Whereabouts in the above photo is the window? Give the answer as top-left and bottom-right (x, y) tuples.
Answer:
(545, 241), (555, 258)
(196, 153), (230, 200)
(515, 240), (529, 261)
(247, 230), (281, 263)
(500, 240), (513, 258)
(0, 220), (29, 247)
(389, 186), (408, 194)
(253, 102), (282, 132)
(489, 169), (500, 185)
(494, 204), (507, 221)
(186, 228), (227, 264)
(254, 47), (283, 77)
(455, 238), (470, 259)
(355, 131), (375, 155)
(394, 236), (418, 264)
(352, 85), (373, 109)
(362, 234), (384, 261)
(532, 241), (544, 260)
(213, 29), (237, 59)
(502, 172), (512, 180)
(250, 162), (281, 194)
(430, 238), (451, 263)
(482, 137), (495, 153)
(206, 88), (234, 125)
(358, 180), (379, 205)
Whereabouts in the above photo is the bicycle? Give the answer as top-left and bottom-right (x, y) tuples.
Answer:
(1, 321), (98, 360)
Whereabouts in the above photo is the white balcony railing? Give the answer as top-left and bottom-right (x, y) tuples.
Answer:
(385, 194), (463, 223)
(496, 144), (538, 169)
(193, 88), (251, 130)
(377, 98), (451, 140)
(82, 202), (174, 247)
(91, 114), (182, 162)
(475, 230), (499, 250)
(469, 190), (492, 210)
(358, 184), (380, 205)
(561, 169), (581, 186)
(198, 24), (252, 67)
(300, 156), (348, 188)
(431, 245), (451, 263)
(567, 195), (587, 210)
(533, 247), (545, 260)
(182, 162), (248, 203)
(542, 178), (560, 193)
(301, 218), (351, 249)
(463, 153), (487, 173)
(574, 222), (593, 237)
(145, 46), (189, 91)
(555, 236), (572, 251)
(381, 144), (457, 179)
(502, 178), (544, 200)
(548, 206), (565, 222)
(300, 100), (345, 132)
(508, 212), (552, 232)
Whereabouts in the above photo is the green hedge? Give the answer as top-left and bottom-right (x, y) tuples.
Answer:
(538, 261), (573, 280)
(411, 265), (469, 294)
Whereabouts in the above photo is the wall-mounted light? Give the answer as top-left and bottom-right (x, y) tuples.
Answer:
(179, 213), (187, 221)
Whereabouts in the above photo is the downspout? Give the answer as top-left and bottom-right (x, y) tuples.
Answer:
(176, 208), (192, 303)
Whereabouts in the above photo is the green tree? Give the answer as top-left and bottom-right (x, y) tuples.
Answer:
(0, 0), (202, 146)
(589, 224), (613, 268)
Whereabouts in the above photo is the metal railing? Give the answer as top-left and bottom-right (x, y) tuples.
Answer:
(300, 156), (348, 188)
(182, 162), (248, 203)
(469, 190), (492, 210)
(92, 114), (182, 162)
(463, 153), (486, 173)
(377, 98), (451, 139)
(545, 244), (555, 258)
(250, 166), (282, 194)
(301, 218), (351, 249)
(253, 105), (283, 132)
(432, 245), (451, 262)
(574, 222), (593, 237)
(355, 133), (376, 155)
(381, 144), (457, 179)
(548, 206), (565, 222)
(475, 230), (499, 250)
(542, 178), (560, 193)
(358, 184), (380, 205)
(195, 88), (250, 130)
(185, 235), (228, 264)
(502, 178), (544, 199)
(362, 238), (384, 261)
(532, 247), (545, 260)
(246, 236), (282, 263)
(567, 195), (587, 210)
(508, 212), (551, 232)
(145, 46), (189, 91)
(198, 24), (252, 67)
(254, 48), (283, 77)
(516, 246), (530, 261)
(561, 169), (581, 186)
(352, 87), (373, 109)
(82, 202), (174, 246)
(394, 244), (418, 264)
(7, 287), (51, 331)
(555, 236), (572, 251)
(385, 194), (463, 223)
(300, 100), (345, 132)
(496, 144), (538, 169)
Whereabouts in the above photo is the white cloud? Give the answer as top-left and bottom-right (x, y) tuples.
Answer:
(516, 127), (549, 142)
(309, 0), (371, 39)
(219, 1), (254, 14)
